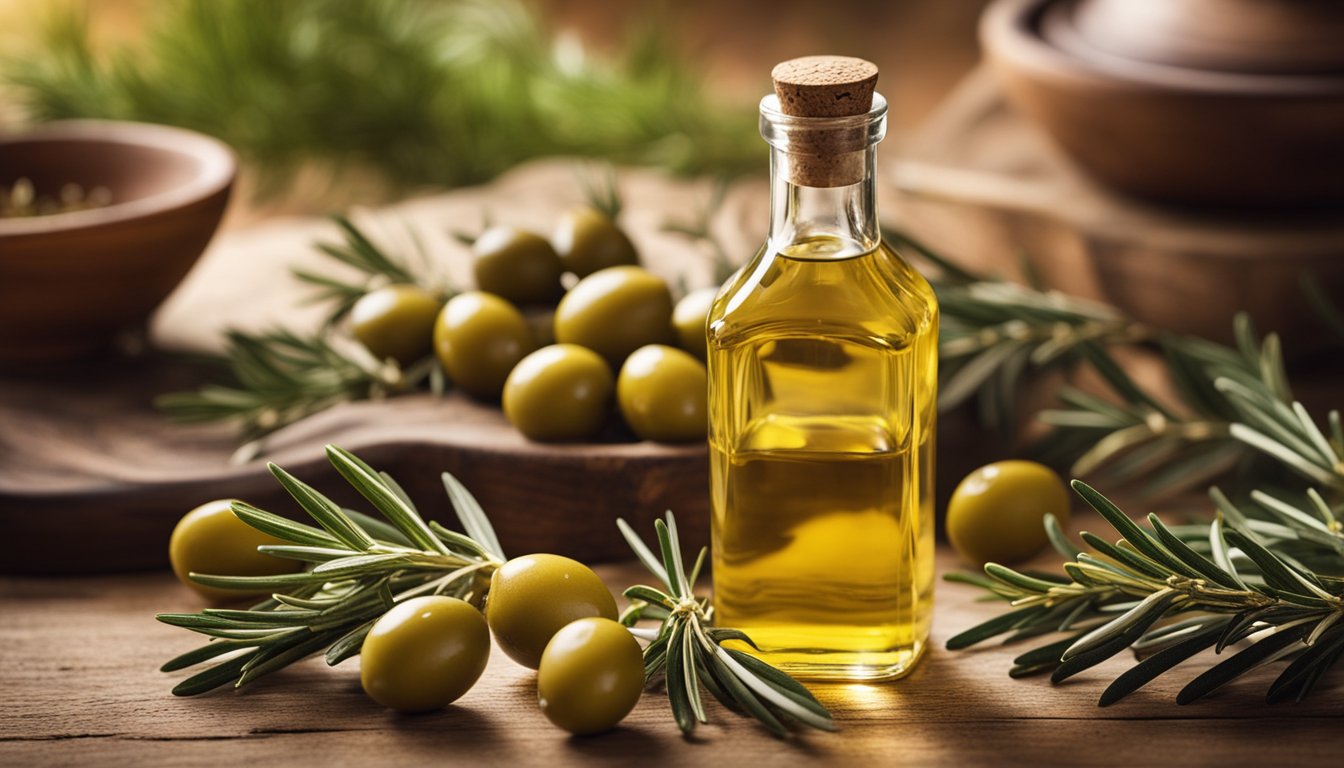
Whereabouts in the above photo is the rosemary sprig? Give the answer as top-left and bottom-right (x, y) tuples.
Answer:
(156, 329), (434, 451)
(1038, 316), (1344, 499)
(160, 217), (448, 452)
(947, 481), (1344, 705)
(293, 214), (449, 327)
(663, 178), (736, 287)
(903, 230), (1344, 705)
(577, 164), (624, 221)
(158, 445), (506, 696)
(616, 512), (836, 738)
(885, 230), (1344, 499)
(888, 231), (1159, 431)
(881, 233), (1149, 440)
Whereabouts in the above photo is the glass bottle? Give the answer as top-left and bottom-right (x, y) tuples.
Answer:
(707, 57), (938, 681)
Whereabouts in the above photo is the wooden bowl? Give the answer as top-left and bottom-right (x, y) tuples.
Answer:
(0, 121), (234, 362)
(981, 0), (1344, 206)
(1068, 0), (1344, 75)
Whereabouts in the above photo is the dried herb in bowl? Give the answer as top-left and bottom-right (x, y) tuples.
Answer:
(0, 177), (112, 218)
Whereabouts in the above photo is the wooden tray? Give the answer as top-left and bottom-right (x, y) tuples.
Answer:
(0, 161), (769, 574)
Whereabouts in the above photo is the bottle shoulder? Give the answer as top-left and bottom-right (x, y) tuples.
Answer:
(709, 242), (938, 348)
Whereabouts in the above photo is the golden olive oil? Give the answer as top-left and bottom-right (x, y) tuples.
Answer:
(709, 236), (938, 681)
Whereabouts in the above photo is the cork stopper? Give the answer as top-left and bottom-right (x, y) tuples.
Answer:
(771, 56), (878, 118)
(767, 56), (880, 187)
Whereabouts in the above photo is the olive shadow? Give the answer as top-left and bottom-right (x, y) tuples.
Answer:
(562, 724), (668, 762)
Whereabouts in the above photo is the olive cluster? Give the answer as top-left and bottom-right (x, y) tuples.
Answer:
(348, 205), (717, 443)
(362, 554), (645, 735)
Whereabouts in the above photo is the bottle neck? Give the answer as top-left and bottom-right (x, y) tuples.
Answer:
(767, 144), (879, 258)
(758, 91), (887, 259)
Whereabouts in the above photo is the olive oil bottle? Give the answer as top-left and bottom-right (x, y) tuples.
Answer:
(708, 57), (938, 681)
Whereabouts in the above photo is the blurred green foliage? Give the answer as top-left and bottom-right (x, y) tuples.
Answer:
(5, 0), (759, 194)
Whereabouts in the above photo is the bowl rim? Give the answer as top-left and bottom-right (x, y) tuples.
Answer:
(0, 119), (236, 238)
(981, 0), (1344, 97)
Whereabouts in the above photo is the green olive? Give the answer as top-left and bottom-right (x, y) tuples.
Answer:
(617, 344), (707, 442)
(485, 553), (618, 669)
(472, 226), (565, 305)
(537, 617), (644, 735)
(554, 265), (674, 364)
(350, 284), (441, 366)
(946, 461), (1071, 565)
(502, 344), (613, 441)
(434, 291), (536, 400)
(359, 596), (490, 713)
(168, 499), (300, 603)
(672, 287), (717, 360)
(552, 206), (638, 277)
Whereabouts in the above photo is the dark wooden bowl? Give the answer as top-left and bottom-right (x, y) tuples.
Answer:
(0, 121), (234, 363)
(1068, 0), (1344, 75)
(981, 0), (1344, 206)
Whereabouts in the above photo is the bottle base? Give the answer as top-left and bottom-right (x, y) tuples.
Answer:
(736, 639), (928, 682)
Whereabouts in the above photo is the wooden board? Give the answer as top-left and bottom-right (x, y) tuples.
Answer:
(886, 67), (1344, 349)
(0, 161), (771, 574)
(2, 552), (1341, 767)
(0, 354), (707, 573)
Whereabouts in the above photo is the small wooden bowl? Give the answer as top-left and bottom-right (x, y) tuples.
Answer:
(981, 0), (1344, 206)
(0, 121), (234, 362)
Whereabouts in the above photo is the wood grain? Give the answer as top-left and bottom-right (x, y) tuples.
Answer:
(2, 548), (1341, 767)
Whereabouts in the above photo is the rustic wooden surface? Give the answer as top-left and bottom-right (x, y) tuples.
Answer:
(2, 547), (1341, 768)
(0, 162), (766, 574)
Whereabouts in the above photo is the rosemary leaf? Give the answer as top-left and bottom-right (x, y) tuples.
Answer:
(325, 445), (448, 555)
(171, 653), (258, 697)
(1266, 626), (1344, 704)
(1177, 624), (1311, 705)
(268, 463), (379, 551)
(441, 472), (505, 562)
(1098, 622), (1226, 706)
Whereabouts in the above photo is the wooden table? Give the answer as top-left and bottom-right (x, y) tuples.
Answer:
(3, 546), (1340, 767)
